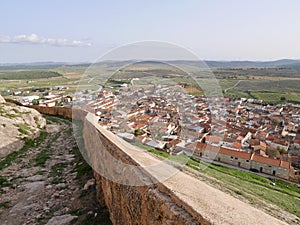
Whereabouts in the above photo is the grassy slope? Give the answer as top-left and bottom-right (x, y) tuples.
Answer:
(132, 142), (300, 221)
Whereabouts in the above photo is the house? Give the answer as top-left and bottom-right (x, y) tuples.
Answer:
(146, 140), (166, 150)
(205, 135), (221, 146)
(116, 132), (135, 142)
(285, 122), (298, 132)
(251, 154), (292, 179)
(190, 142), (293, 179)
(232, 142), (242, 150)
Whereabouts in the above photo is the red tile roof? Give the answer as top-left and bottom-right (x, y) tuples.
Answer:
(232, 142), (242, 149)
(195, 143), (291, 169)
(206, 135), (221, 143)
(251, 154), (291, 169)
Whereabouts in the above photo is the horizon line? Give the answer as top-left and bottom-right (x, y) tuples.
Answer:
(1, 58), (300, 65)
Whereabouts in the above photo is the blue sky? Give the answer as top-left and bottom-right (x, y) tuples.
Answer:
(0, 0), (300, 63)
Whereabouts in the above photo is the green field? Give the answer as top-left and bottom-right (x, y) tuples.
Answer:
(0, 70), (63, 80)
(1, 64), (300, 104)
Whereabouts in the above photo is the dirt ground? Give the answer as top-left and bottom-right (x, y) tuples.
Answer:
(0, 116), (111, 225)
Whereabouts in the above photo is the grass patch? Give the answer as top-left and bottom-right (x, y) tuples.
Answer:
(0, 176), (11, 188)
(16, 124), (31, 135)
(136, 143), (300, 219)
(0, 70), (62, 80)
(34, 131), (60, 167)
(0, 131), (48, 170)
(5, 113), (18, 119)
(71, 120), (93, 180)
(50, 162), (68, 184)
(35, 170), (46, 175)
(34, 148), (51, 167)
(72, 146), (92, 179)
(0, 201), (10, 209)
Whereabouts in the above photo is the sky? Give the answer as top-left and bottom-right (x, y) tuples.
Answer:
(0, 0), (300, 63)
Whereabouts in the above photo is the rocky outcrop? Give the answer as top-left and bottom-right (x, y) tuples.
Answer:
(0, 95), (5, 103)
(0, 101), (46, 157)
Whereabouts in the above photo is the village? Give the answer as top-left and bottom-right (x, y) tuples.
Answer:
(87, 84), (300, 181)
(6, 86), (74, 107)
(9, 82), (300, 181)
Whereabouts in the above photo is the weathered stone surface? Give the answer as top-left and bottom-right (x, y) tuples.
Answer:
(0, 102), (46, 157)
(0, 94), (5, 103)
(45, 214), (77, 225)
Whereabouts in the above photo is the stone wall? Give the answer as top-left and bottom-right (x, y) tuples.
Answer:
(18, 105), (287, 225)
(82, 112), (287, 225)
(27, 105), (73, 118)
(83, 113), (207, 225)
(20, 104), (86, 121)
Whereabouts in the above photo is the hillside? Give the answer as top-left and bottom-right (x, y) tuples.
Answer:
(0, 115), (111, 225)
(0, 96), (46, 157)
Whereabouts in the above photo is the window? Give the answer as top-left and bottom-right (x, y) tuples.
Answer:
(231, 156), (234, 159)
(235, 157), (238, 160)
(246, 160), (249, 162)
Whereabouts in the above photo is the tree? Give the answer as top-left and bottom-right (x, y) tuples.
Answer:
(134, 129), (142, 136)
(32, 99), (39, 105)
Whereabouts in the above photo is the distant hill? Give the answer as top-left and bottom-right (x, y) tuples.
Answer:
(205, 59), (300, 69)
(1, 59), (300, 70)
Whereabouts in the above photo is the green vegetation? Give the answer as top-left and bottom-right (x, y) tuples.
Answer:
(0, 131), (48, 171)
(50, 162), (68, 184)
(214, 68), (300, 78)
(0, 201), (10, 209)
(133, 142), (300, 219)
(34, 148), (51, 167)
(105, 79), (130, 87)
(0, 176), (10, 188)
(34, 132), (60, 167)
(70, 120), (93, 180)
(16, 124), (31, 135)
(72, 144), (92, 180)
(0, 70), (62, 80)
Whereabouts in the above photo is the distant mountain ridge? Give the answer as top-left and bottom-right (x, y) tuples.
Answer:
(204, 59), (300, 68)
(1, 59), (300, 70)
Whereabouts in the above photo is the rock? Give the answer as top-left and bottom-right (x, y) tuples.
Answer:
(46, 124), (62, 133)
(56, 183), (67, 189)
(45, 214), (77, 225)
(10, 202), (39, 216)
(52, 192), (60, 199)
(26, 175), (45, 182)
(83, 178), (95, 190)
(23, 181), (45, 193)
(46, 184), (53, 189)
(2, 187), (10, 193)
(0, 95), (5, 103)
(0, 102), (46, 157)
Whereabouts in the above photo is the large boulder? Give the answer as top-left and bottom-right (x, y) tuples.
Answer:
(0, 102), (46, 158)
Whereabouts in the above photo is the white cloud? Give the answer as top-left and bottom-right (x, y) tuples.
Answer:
(0, 34), (92, 47)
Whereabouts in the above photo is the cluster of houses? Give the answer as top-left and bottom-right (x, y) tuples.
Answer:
(17, 93), (73, 107)
(3, 86), (72, 107)
(87, 85), (300, 181)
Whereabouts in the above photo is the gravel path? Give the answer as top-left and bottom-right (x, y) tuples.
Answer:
(0, 116), (111, 225)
